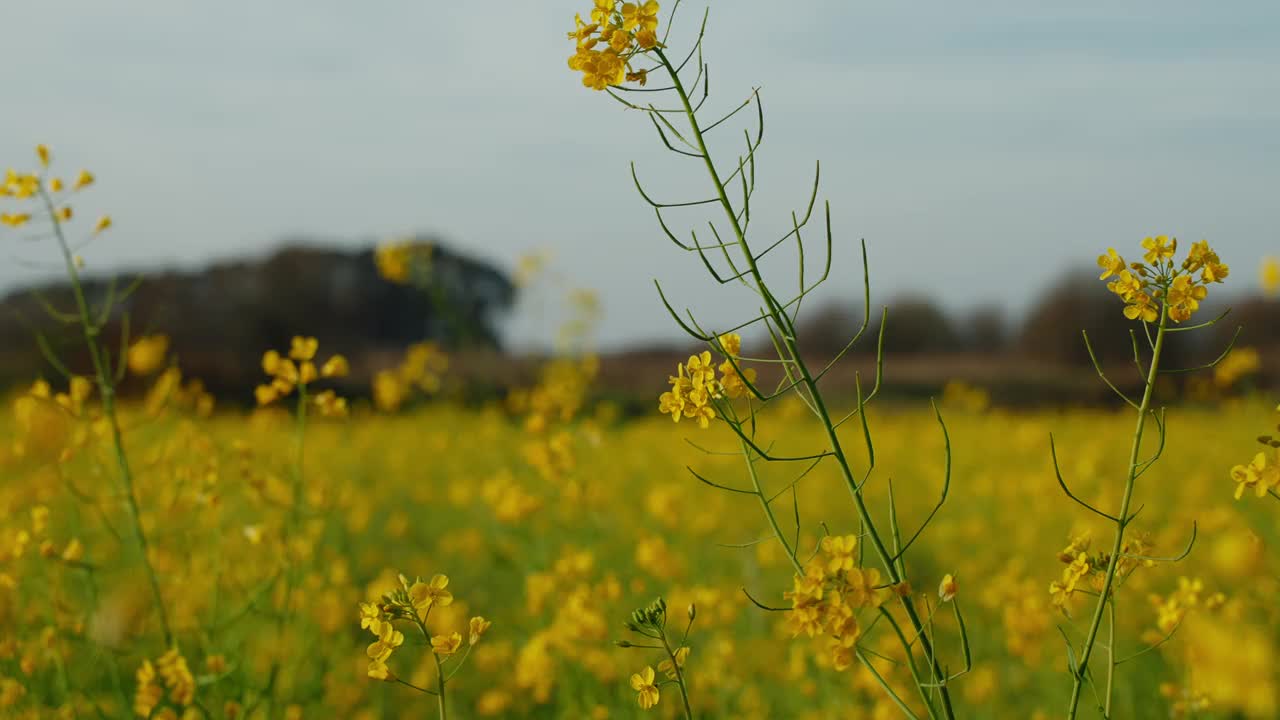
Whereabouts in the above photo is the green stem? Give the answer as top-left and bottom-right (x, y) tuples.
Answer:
(1105, 599), (1116, 718)
(1066, 307), (1168, 719)
(655, 50), (955, 719)
(40, 188), (173, 647)
(738, 433), (803, 576)
(659, 631), (694, 720)
(263, 383), (310, 717)
(413, 614), (448, 719)
(434, 654), (448, 720)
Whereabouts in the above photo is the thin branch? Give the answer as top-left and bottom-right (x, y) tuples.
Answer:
(687, 466), (756, 495)
(740, 587), (788, 612)
(1159, 326), (1242, 374)
(890, 400), (952, 563)
(1050, 434), (1121, 523)
(1082, 330), (1139, 409)
(1119, 522), (1197, 563)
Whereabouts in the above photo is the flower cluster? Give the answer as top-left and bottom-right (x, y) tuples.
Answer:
(375, 239), (434, 285)
(567, 1), (662, 90)
(1148, 577), (1224, 636)
(143, 365), (216, 418)
(508, 355), (598, 433)
(1160, 681), (1211, 718)
(618, 597), (694, 712)
(783, 534), (889, 671)
(1049, 532), (1153, 609)
(1097, 237), (1227, 322)
(1, 145), (110, 233)
(658, 333), (756, 429)
(373, 341), (449, 412)
(359, 573), (489, 682)
(133, 648), (196, 718)
(254, 336), (349, 416)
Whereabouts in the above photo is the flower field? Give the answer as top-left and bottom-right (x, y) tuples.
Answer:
(2, 368), (1278, 717)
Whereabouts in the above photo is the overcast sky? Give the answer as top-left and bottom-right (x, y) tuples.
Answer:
(2, 1), (1277, 349)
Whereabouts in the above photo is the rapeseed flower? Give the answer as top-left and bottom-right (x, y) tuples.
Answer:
(127, 334), (170, 376)
(568, 0), (662, 90)
(1101, 236), (1226, 323)
(1230, 451), (1280, 500)
(409, 574), (453, 612)
(629, 666), (659, 709)
(939, 574), (958, 602)
(255, 337), (348, 412)
(657, 646), (688, 680)
(431, 632), (463, 656)
(1096, 249), (1126, 279)
(469, 616), (492, 645)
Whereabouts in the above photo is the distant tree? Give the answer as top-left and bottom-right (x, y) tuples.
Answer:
(793, 301), (866, 356)
(0, 238), (516, 396)
(1210, 296), (1280, 351)
(872, 294), (960, 354)
(1018, 269), (1196, 369)
(958, 304), (1008, 351)
(798, 295), (961, 356)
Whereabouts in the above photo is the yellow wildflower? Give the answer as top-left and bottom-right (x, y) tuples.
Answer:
(1140, 235), (1176, 264)
(1165, 274), (1207, 322)
(826, 635), (856, 672)
(312, 390), (348, 418)
(1122, 292), (1158, 323)
(431, 632), (463, 656)
(939, 573), (958, 602)
(590, 0), (615, 26)
(821, 534), (857, 574)
(1230, 452), (1280, 500)
(621, 1), (660, 33)
(367, 659), (394, 681)
(134, 660), (163, 718)
(408, 574), (453, 611)
(127, 335), (170, 376)
(636, 28), (659, 50)
(657, 646), (689, 680)
(156, 649), (195, 707)
(321, 355), (349, 378)
(1096, 248), (1127, 279)
(844, 567), (886, 608)
(629, 666), (660, 709)
(289, 336), (319, 362)
(375, 241), (413, 284)
(1261, 257), (1280, 295)
(359, 602), (384, 635)
(366, 622), (404, 662)
(469, 616), (492, 645)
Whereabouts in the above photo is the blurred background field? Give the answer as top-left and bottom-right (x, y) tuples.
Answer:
(3, 369), (1278, 717)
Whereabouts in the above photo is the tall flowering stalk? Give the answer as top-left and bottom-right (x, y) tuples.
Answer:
(2, 147), (174, 645)
(567, 4), (966, 716)
(251, 336), (347, 713)
(1055, 237), (1235, 718)
(617, 598), (695, 718)
(359, 573), (492, 720)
